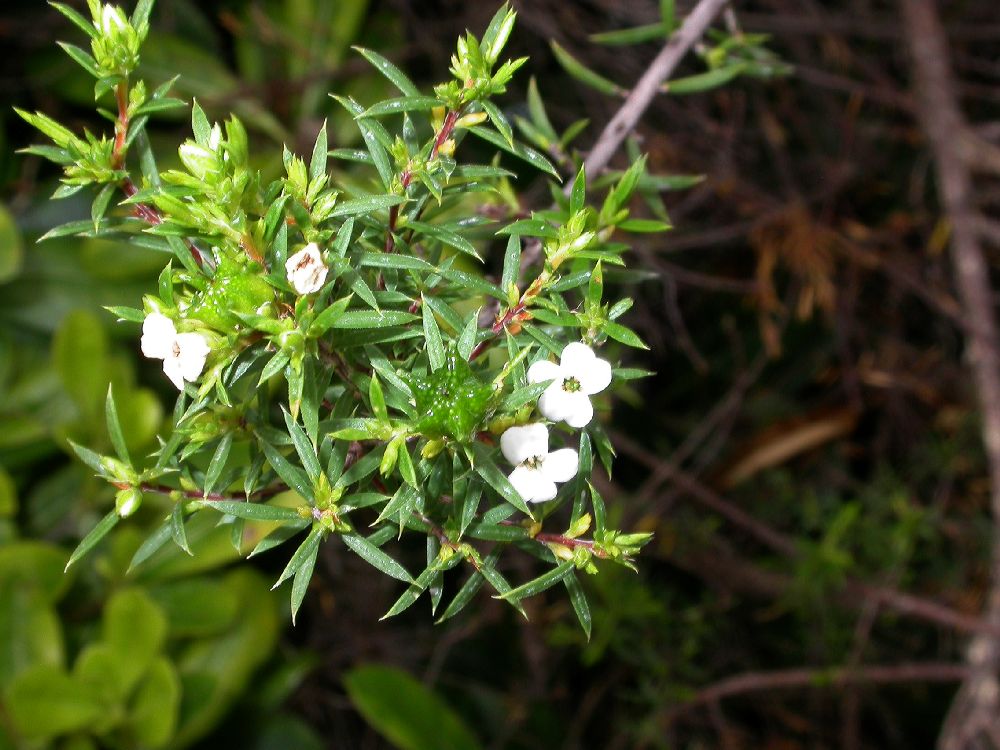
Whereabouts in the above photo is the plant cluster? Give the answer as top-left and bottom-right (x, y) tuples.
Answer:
(18, 0), (662, 630)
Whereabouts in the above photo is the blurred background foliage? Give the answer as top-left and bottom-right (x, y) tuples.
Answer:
(2, 0), (999, 748)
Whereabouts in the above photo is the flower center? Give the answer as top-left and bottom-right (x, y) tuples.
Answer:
(171, 341), (182, 358)
(561, 376), (582, 393)
(524, 455), (544, 470)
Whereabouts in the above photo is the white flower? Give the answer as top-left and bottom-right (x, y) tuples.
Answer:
(141, 312), (210, 391)
(285, 243), (328, 295)
(527, 342), (612, 428)
(500, 423), (579, 503)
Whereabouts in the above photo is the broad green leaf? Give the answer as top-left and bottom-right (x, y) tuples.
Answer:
(129, 657), (180, 747)
(344, 665), (482, 750)
(5, 665), (103, 741)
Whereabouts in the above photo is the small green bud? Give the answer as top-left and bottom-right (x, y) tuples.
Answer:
(567, 513), (592, 539)
(115, 486), (142, 518)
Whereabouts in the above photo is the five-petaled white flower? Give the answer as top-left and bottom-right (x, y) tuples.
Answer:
(141, 312), (210, 391)
(527, 342), (612, 428)
(500, 423), (579, 503)
(285, 243), (328, 295)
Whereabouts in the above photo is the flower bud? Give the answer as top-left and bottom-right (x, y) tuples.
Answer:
(115, 487), (142, 518)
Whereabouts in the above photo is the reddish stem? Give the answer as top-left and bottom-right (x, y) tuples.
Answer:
(112, 82), (203, 266)
(468, 302), (526, 361)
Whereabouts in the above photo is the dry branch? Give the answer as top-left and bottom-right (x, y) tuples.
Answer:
(902, 1), (1000, 747)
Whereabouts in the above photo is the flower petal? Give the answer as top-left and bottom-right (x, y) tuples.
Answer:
(537, 385), (576, 424)
(559, 341), (596, 370)
(563, 393), (595, 428)
(578, 357), (612, 395)
(527, 359), (561, 385)
(541, 448), (579, 484)
(500, 423), (549, 466)
(161, 357), (186, 390)
(174, 332), (209, 382)
(285, 243), (328, 295)
(509, 466), (557, 503)
(140, 313), (176, 359)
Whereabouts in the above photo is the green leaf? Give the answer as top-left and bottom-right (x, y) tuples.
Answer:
(479, 100), (513, 146)
(360, 96), (441, 119)
(5, 665), (103, 741)
(564, 574), (592, 639)
(382, 565), (438, 620)
(344, 665), (483, 750)
(342, 533), (414, 583)
(283, 409), (322, 484)
(331, 95), (394, 188)
(309, 120), (328, 183)
(65, 511), (119, 571)
(191, 99), (211, 146)
(260, 439), (314, 503)
(203, 432), (234, 498)
(329, 309), (418, 329)
(421, 299), (446, 371)
(273, 526), (323, 590)
(129, 657), (180, 747)
(57, 41), (101, 78)
(468, 126), (559, 179)
(437, 549), (503, 623)
(50, 2), (98, 39)
(471, 443), (532, 517)
(603, 321), (649, 349)
(617, 218), (671, 233)
(128, 518), (172, 572)
(457, 311), (479, 361)
(290, 530), (320, 625)
(171, 503), (191, 555)
(396, 442), (417, 487)
(663, 64), (747, 95)
(496, 560), (574, 602)
(206, 501), (303, 523)
(407, 221), (481, 260)
(353, 47), (421, 97)
(590, 22), (666, 46)
(329, 194), (405, 218)
(369, 373), (388, 423)
(551, 41), (625, 96)
(102, 588), (168, 690)
(54, 309), (108, 421)
(103, 385), (130, 465)
(570, 164), (586, 215)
